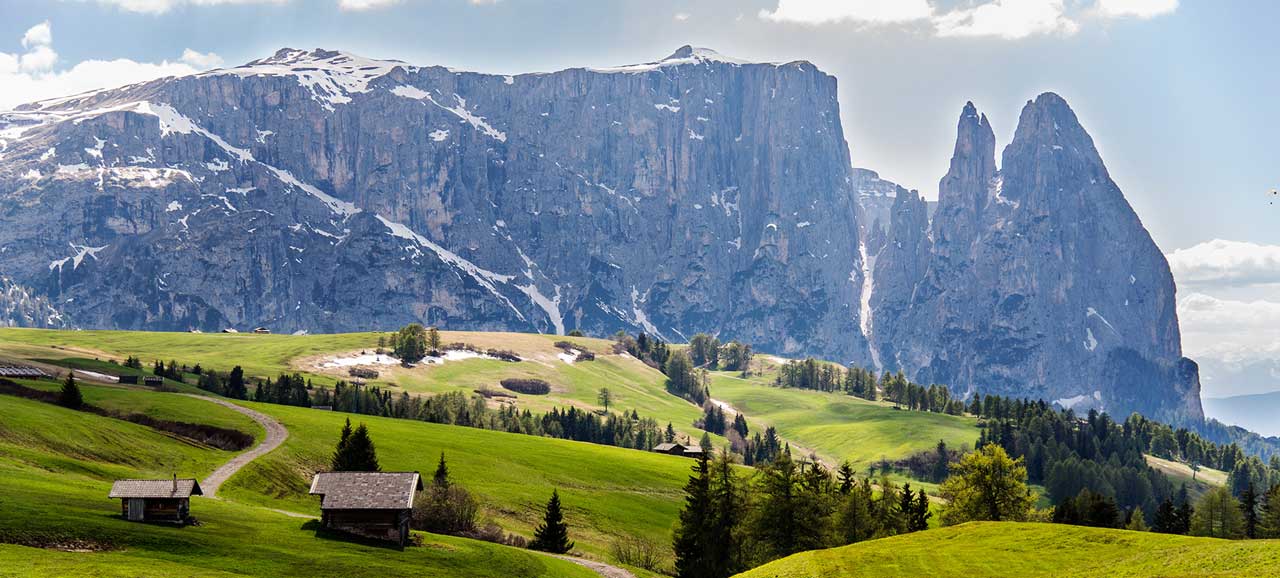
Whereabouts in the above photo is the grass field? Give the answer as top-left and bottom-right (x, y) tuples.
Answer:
(0, 386), (609, 578)
(1145, 454), (1228, 498)
(219, 400), (699, 560)
(735, 522), (1280, 578)
(708, 370), (978, 475)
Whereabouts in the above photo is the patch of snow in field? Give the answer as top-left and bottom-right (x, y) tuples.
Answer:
(321, 353), (399, 368)
(557, 350), (579, 364)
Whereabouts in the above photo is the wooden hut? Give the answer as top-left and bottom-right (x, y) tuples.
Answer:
(143, 376), (163, 387)
(108, 477), (202, 523)
(118, 374), (139, 385)
(309, 472), (422, 547)
(653, 442), (704, 458)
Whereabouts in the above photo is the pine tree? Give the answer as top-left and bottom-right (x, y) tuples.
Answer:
(530, 490), (574, 554)
(932, 440), (950, 483)
(707, 451), (743, 577)
(911, 489), (932, 532)
(673, 453), (712, 578)
(1126, 506), (1149, 532)
(1260, 484), (1280, 538)
(1153, 498), (1179, 533)
(330, 418), (353, 470)
(426, 326), (442, 355)
(227, 365), (247, 400)
(1240, 482), (1260, 539)
(837, 461), (856, 495)
(58, 372), (83, 409)
(433, 452), (450, 489)
(699, 431), (712, 453)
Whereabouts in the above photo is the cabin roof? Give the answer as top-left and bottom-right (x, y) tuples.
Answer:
(109, 478), (203, 499)
(653, 442), (684, 452)
(309, 471), (422, 510)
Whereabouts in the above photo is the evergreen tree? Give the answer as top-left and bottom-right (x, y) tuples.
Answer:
(673, 453), (713, 578)
(331, 420), (381, 472)
(911, 489), (932, 532)
(433, 452), (450, 489)
(707, 451), (744, 577)
(932, 440), (950, 483)
(597, 387), (613, 413)
(1240, 482), (1260, 539)
(1126, 506), (1149, 531)
(427, 326), (442, 355)
(58, 372), (83, 409)
(732, 413), (749, 439)
(530, 490), (574, 554)
(1153, 498), (1180, 534)
(699, 431), (712, 453)
(394, 323), (428, 363)
(227, 365), (246, 400)
(1191, 486), (1244, 539)
(1176, 485), (1194, 534)
(1260, 484), (1280, 538)
(837, 462), (856, 495)
(836, 478), (875, 544)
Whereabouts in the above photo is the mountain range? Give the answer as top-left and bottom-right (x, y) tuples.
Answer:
(0, 46), (1202, 423)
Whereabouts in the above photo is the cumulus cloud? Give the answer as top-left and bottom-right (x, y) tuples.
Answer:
(74, 0), (287, 15)
(1167, 239), (1280, 287)
(1094, 0), (1178, 19)
(758, 0), (1175, 38)
(1178, 292), (1280, 363)
(181, 48), (224, 68)
(759, 0), (934, 25)
(935, 0), (1078, 39)
(0, 21), (221, 110)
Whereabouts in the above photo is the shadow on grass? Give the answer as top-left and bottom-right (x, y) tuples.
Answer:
(301, 519), (406, 551)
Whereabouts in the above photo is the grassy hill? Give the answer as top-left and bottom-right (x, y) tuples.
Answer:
(1144, 454), (1229, 499)
(0, 391), (594, 578)
(709, 364), (978, 476)
(735, 522), (1280, 578)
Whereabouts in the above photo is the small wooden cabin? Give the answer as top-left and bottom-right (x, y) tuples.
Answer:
(253, 327), (271, 334)
(108, 477), (203, 523)
(118, 374), (140, 385)
(309, 472), (422, 547)
(143, 376), (163, 387)
(653, 442), (705, 458)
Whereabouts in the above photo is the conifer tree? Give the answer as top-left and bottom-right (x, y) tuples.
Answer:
(1126, 506), (1149, 532)
(673, 453), (712, 578)
(330, 418), (353, 470)
(708, 451), (743, 577)
(530, 490), (574, 554)
(1153, 498), (1179, 534)
(227, 365), (247, 400)
(331, 419), (381, 471)
(911, 489), (932, 532)
(58, 372), (83, 409)
(427, 326), (442, 355)
(1260, 484), (1280, 538)
(433, 452), (450, 489)
(837, 462), (856, 495)
(1240, 482), (1260, 539)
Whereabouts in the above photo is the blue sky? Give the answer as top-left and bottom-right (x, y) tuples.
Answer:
(2, 0), (1278, 397)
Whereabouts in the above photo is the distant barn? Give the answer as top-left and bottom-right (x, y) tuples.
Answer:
(253, 327), (271, 334)
(118, 375), (139, 385)
(309, 472), (422, 547)
(653, 442), (704, 458)
(143, 376), (163, 387)
(0, 364), (50, 379)
(109, 477), (203, 523)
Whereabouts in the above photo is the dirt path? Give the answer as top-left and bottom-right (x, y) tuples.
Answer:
(551, 554), (637, 578)
(182, 395), (288, 498)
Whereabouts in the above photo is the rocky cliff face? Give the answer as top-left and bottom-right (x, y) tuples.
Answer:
(0, 277), (69, 328)
(0, 47), (870, 360)
(868, 94), (1202, 423)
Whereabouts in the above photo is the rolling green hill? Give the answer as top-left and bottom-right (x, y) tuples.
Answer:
(735, 522), (1280, 578)
(0, 390), (595, 578)
(709, 365), (978, 476)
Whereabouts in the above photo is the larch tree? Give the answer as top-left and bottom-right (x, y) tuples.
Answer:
(939, 444), (1036, 525)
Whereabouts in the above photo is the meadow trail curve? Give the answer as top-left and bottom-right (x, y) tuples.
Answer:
(182, 395), (288, 498)
(552, 554), (637, 578)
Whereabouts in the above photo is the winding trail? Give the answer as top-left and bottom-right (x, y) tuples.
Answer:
(182, 394), (631, 577)
(181, 394), (288, 498)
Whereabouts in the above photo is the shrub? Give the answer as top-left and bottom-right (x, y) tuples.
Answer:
(461, 523), (528, 548)
(609, 535), (666, 573)
(413, 485), (479, 536)
(486, 349), (522, 362)
(473, 387), (515, 399)
(575, 350), (596, 362)
(348, 367), (379, 379)
(500, 378), (551, 395)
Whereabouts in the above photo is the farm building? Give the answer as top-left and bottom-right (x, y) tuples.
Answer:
(309, 472), (422, 547)
(143, 376), (163, 387)
(118, 375), (139, 385)
(253, 327), (271, 334)
(108, 477), (203, 523)
(653, 442), (704, 458)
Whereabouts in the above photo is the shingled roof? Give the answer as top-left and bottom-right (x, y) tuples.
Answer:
(309, 472), (422, 510)
(109, 478), (203, 499)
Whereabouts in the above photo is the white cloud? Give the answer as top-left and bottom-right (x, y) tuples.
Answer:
(758, 0), (1173, 38)
(75, 0), (287, 15)
(1167, 239), (1280, 287)
(1094, 0), (1178, 19)
(1179, 292), (1280, 364)
(338, 0), (401, 10)
(21, 21), (52, 49)
(759, 0), (934, 25)
(181, 48), (224, 68)
(674, 12), (691, 21)
(934, 0), (1078, 39)
(0, 22), (203, 110)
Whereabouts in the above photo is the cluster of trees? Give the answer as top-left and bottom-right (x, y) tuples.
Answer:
(392, 323), (443, 363)
(664, 351), (710, 406)
(687, 333), (753, 373)
(972, 393), (1280, 530)
(252, 372), (313, 407)
(330, 418), (380, 472)
(672, 450), (934, 577)
(773, 360), (965, 415)
(414, 453), (478, 536)
(194, 366), (249, 400)
(615, 331), (672, 369)
(151, 359), (188, 381)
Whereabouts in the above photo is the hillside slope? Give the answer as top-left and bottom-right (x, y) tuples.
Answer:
(736, 522), (1280, 578)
